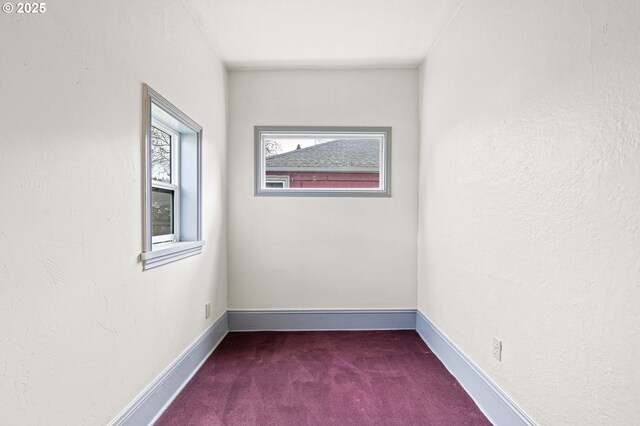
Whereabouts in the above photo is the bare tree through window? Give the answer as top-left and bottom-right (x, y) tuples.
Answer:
(263, 139), (282, 157)
(151, 126), (171, 182)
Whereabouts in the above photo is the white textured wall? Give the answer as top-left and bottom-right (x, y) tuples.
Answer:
(228, 69), (419, 309)
(0, 1), (227, 424)
(418, 1), (640, 424)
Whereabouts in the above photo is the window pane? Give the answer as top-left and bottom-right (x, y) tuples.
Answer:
(263, 134), (382, 190)
(152, 188), (173, 237)
(151, 126), (171, 183)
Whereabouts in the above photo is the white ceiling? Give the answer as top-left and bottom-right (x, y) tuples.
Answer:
(183, 0), (464, 69)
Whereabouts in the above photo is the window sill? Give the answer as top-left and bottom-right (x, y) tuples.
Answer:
(140, 241), (204, 270)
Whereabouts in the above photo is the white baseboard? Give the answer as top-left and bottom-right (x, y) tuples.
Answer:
(109, 312), (228, 426)
(416, 310), (535, 426)
(227, 309), (416, 331)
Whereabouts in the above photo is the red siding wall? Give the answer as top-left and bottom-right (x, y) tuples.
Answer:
(267, 172), (379, 188)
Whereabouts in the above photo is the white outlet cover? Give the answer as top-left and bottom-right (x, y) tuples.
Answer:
(492, 337), (502, 361)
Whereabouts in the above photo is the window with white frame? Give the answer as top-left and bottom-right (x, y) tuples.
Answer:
(265, 175), (290, 188)
(151, 122), (179, 244)
(255, 126), (391, 197)
(141, 84), (203, 270)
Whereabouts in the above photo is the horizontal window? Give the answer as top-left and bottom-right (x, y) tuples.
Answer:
(265, 175), (290, 188)
(255, 126), (391, 197)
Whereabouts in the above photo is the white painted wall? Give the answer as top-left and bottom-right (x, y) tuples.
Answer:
(0, 1), (227, 424)
(228, 69), (419, 309)
(418, 1), (640, 424)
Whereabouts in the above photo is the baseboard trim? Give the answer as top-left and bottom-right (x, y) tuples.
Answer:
(228, 309), (416, 331)
(416, 310), (535, 426)
(110, 309), (534, 426)
(109, 312), (228, 426)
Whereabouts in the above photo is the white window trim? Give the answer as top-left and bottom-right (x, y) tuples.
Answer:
(265, 175), (290, 188)
(140, 241), (204, 269)
(254, 126), (391, 197)
(141, 84), (204, 270)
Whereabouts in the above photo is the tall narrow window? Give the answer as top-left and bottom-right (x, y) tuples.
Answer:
(141, 84), (203, 270)
(151, 123), (179, 244)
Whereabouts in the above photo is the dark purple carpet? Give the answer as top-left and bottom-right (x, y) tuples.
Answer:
(155, 331), (490, 426)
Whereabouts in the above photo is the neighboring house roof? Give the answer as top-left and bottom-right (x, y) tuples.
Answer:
(265, 139), (380, 172)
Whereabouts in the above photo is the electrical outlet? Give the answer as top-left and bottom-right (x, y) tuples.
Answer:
(205, 302), (212, 319)
(492, 337), (502, 361)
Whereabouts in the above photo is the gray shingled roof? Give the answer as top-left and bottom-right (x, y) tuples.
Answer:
(265, 139), (380, 171)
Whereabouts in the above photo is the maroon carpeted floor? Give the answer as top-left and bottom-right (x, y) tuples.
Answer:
(155, 331), (491, 426)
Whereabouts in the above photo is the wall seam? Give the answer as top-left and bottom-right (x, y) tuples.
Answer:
(424, 0), (469, 59)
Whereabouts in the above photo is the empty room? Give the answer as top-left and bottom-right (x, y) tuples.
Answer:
(1, 0), (638, 425)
